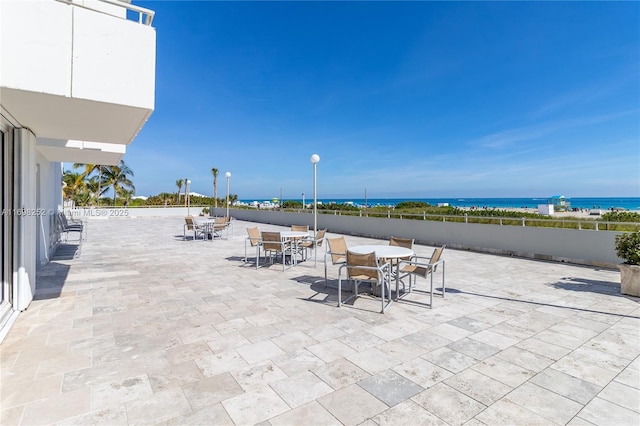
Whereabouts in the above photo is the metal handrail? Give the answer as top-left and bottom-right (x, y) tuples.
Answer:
(55, 0), (155, 25)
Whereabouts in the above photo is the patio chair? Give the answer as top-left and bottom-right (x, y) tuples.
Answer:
(245, 227), (262, 265)
(298, 229), (326, 267)
(291, 225), (309, 232)
(56, 211), (84, 242)
(184, 216), (206, 241)
(338, 250), (392, 313)
(388, 236), (414, 265)
(225, 216), (234, 235)
(259, 231), (293, 271)
(396, 245), (446, 308)
(212, 216), (229, 239)
(324, 236), (348, 286)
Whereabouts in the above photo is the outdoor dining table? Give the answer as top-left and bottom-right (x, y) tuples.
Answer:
(194, 218), (219, 240)
(348, 245), (415, 297)
(279, 231), (310, 265)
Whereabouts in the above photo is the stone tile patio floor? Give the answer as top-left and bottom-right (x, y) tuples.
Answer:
(1, 217), (639, 425)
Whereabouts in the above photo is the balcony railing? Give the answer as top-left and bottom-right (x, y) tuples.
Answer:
(55, 0), (154, 25)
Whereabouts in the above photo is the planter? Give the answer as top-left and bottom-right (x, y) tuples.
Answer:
(619, 263), (640, 297)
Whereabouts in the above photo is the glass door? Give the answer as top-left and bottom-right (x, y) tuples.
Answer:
(0, 123), (14, 327)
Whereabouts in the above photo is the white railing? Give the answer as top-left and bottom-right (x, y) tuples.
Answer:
(55, 0), (155, 25)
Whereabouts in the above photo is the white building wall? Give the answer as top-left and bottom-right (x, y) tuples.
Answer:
(1, 0), (154, 109)
(0, 1), (72, 96)
(35, 152), (62, 265)
(72, 5), (155, 108)
(1, 0), (156, 145)
(14, 129), (37, 311)
(0, 0), (156, 341)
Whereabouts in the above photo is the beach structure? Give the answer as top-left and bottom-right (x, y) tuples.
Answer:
(551, 195), (571, 212)
(0, 0), (156, 340)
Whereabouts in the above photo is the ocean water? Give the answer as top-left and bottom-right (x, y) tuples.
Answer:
(243, 197), (640, 211)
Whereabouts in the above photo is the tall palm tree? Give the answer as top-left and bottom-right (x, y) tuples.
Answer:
(73, 163), (103, 205)
(176, 179), (184, 205)
(211, 168), (219, 207)
(101, 160), (135, 205)
(62, 171), (86, 207)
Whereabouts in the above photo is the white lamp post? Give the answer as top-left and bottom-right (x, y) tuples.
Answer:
(185, 179), (191, 216)
(310, 154), (320, 238)
(225, 171), (231, 218)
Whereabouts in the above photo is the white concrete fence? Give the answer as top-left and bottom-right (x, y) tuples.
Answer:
(211, 208), (622, 268)
(67, 206), (624, 267)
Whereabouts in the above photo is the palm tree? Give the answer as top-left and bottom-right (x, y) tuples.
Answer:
(62, 171), (87, 207)
(118, 188), (133, 207)
(86, 176), (107, 201)
(73, 163), (103, 205)
(101, 160), (135, 205)
(211, 168), (219, 208)
(176, 179), (184, 205)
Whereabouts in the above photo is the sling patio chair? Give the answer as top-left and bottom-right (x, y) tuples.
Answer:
(298, 229), (326, 267)
(183, 216), (206, 241)
(291, 225), (309, 232)
(388, 236), (414, 264)
(244, 227), (263, 265)
(225, 216), (234, 235)
(396, 245), (446, 308)
(324, 236), (348, 287)
(387, 236), (415, 293)
(212, 216), (230, 239)
(259, 231), (294, 271)
(56, 211), (84, 242)
(338, 250), (393, 314)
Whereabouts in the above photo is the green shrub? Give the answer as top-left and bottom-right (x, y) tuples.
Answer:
(601, 211), (640, 223)
(395, 201), (431, 209)
(282, 200), (303, 209)
(615, 231), (640, 265)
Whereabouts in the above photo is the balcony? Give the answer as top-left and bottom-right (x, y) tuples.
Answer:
(0, 0), (156, 146)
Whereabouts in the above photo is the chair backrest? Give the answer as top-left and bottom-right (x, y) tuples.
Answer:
(315, 229), (327, 246)
(390, 236), (414, 249)
(261, 231), (283, 251)
(346, 250), (378, 280)
(327, 236), (347, 264)
(430, 245), (446, 271)
(225, 216), (232, 224)
(291, 225), (309, 232)
(59, 212), (69, 228)
(214, 217), (226, 225)
(185, 216), (195, 230)
(247, 227), (261, 246)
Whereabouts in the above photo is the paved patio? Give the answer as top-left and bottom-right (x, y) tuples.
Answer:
(1, 217), (639, 425)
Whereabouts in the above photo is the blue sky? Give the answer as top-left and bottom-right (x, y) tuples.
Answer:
(125, 1), (639, 200)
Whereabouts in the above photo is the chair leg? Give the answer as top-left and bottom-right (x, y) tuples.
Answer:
(430, 272), (433, 309)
